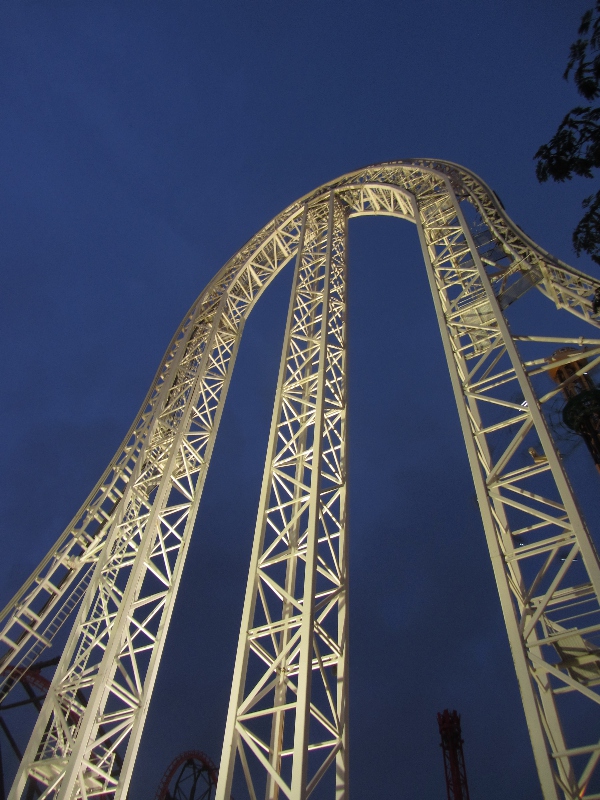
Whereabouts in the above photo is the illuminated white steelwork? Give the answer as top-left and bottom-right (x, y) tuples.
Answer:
(1, 161), (600, 800)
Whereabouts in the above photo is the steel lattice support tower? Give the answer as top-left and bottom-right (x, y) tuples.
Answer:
(1, 160), (600, 800)
(437, 710), (470, 800)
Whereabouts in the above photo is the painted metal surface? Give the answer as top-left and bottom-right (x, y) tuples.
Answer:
(2, 161), (600, 800)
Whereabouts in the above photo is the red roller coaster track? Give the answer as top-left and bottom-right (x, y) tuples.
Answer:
(154, 751), (219, 800)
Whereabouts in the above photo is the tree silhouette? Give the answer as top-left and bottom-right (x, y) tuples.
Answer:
(535, 1), (600, 264)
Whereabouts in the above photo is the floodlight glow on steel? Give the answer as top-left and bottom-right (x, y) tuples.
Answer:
(1, 160), (600, 800)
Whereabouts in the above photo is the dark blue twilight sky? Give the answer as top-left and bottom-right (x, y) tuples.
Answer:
(0, 2), (598, 799)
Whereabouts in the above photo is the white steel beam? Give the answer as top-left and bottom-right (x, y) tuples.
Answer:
(216, 191), (348, 800)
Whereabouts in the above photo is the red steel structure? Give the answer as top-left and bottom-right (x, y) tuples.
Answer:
(437, 710), (470, 800)
(0, 660), (60, 800)
(154, 751), (219, 800)
(0, 660), (120, 800)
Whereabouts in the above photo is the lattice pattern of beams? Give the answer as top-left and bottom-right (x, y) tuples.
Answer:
(216, 193), (348, 800)
(0, 212), (305, 700)
(3, 161), (600, 800)
(413, 179), (600, 800)
(422, 160), (600, 324)
(0, 180), (414, 702)
(5, 215), (307, 800)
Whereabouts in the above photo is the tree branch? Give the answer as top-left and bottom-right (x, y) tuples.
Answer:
(574, 189), (600, 263)
(535, 106), (600, 182)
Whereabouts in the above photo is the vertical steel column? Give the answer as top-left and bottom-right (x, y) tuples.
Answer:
(454, 190), (600, 799)
(413, 190), (563, 800)
(451, 182), (600, 800)
(334, 216), (349, 800)
(414, 177), (600, 800)
(216, 192), (348, 800)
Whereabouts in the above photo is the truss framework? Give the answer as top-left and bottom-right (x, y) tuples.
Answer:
(217, 193), (348, 800)
(2, 161), (600, 800)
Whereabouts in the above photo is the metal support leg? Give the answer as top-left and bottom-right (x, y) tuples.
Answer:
(216, 192), (348, 800)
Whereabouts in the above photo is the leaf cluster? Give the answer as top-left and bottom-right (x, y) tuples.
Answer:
(565, 3), (600, 100)
(535, 1), (600, 264)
